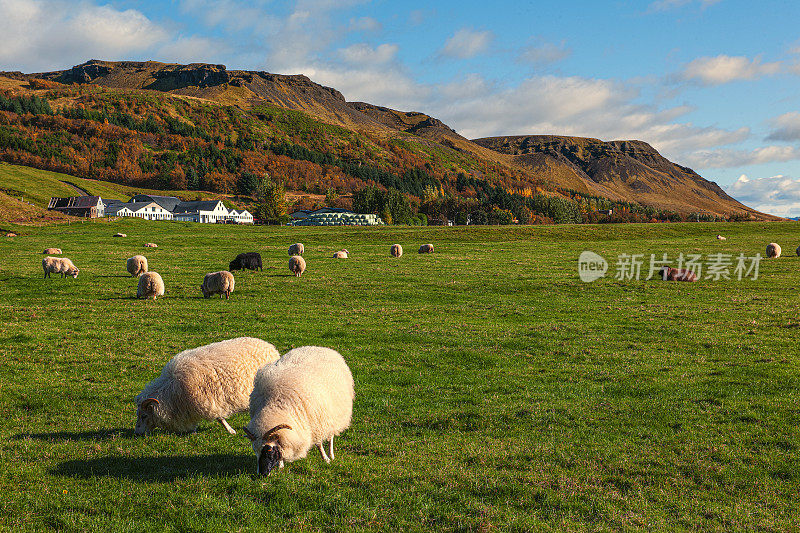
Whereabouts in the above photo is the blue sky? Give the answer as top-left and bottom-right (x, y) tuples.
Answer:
(1, 0), (799, 215)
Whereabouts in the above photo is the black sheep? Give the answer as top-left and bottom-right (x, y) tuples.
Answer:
(229, 252), (262, 272)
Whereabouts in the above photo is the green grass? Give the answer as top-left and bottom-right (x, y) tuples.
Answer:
(0, 163), (205, 208)
(1, 220), (799, 531)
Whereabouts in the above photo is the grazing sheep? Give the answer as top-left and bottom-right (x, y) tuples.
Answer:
(126, 255), (148, 278)
(716, 235), (726, 241)
(201, 271), (235, 299)
(243, 346), (354, 475)
(288, 243), (304, 256)
(43, 248), (62, 255)
(135, 337), (281, 436)
(796, 245), (800, 257)
(766, 243), (781, 258)
(289, 255), (306, 277)
(114, 233), (127, 238)
(144, 243), (158, 248)
(6, 232), (17, 237)
(137, 271), (165, 300)
(42, 256), (79, 279)
(390, 244), (403, 258)
(418, 244), (434, 254)
(332, 250), (348, 259)
(229, 252), (262, 272)
(659, 266), (698, 282)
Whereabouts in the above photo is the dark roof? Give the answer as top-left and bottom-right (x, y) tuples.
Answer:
(290, 207), (355, 219)
(130, 194), (182, 211)
(105, 202), (137, 215)
(48, 196), (102, 209)
(173, 200), (223, 214)
(103, 199), (123, 206)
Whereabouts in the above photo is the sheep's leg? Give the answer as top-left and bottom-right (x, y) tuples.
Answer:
(318, 442), (331, 463)
(217, 418), (236, 435)
(329, 435), (335, 461)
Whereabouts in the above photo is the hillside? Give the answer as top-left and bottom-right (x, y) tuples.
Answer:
(0, 59), (771, 221)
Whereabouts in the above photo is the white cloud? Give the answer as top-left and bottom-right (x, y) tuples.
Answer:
(683, 145), (800, 169)
(649, 0), (722, 11)
(676, 55), (781, 86)
(439, 28), (493, 59)
(349, 16), (381, 32)
(517, 41), (571, 66)
(766, 112), (800, 142)
(0, 0), (168, 71)
(727, 174), (800, 217)
(338, 43), (398, 65)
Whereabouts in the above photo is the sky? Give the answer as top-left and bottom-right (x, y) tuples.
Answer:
(1, 0), (799, 215)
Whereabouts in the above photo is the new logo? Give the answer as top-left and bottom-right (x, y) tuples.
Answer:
(578, 251), (608, 282)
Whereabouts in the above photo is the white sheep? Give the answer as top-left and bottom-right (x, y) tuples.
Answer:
(137, 271), (165, 300)
(289, 255), (306, 277)
(144, 243), (158, 248)
(418, 243), (434, 254)
(42, 256), (79, 279)
(332, 250), (348, 259)
(114, 233), (127, 238)
(43, 247), (62, 254)
(201, 271), (235, 299)
(135, 337), (280, 435)
(126, 255), (148, 277)
(716, 235), (726, 241)
(766, 243), (781, 258)
(243, 346), (354, 475)
(390, 244), (402, 258)
(288, 243), (304, 256)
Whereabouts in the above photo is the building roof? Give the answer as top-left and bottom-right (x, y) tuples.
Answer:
(130, 194), (182, 212)
(48, 196), (102, 209)
(173, 200), (223, 214)
(106, 203), (135, 215)
(290, 207), (355, 219)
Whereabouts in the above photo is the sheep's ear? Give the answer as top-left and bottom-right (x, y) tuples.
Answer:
(242, 427), (256, 441)
(263, 423), (292, 441)
(141, 398), (159, 410)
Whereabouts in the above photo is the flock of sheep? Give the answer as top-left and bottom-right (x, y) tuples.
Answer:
(41, 240), (437, 299)
(134, 336), (354, 475)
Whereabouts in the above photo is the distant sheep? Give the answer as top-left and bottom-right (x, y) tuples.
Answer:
(43, 248), (62, 255)
(114, 233), (127, 238)
(289, 255), (306, 277)
(201, 271), (235, 299)
(144, 243), (158, 248)
(418, 244), (434, 254)
(659, 266), (698, 282)
(229, 252), (262, 272)
(332, 250), (348, 259)
(135, 337), (280, 435)
(42, 256), (79, 279)
(288, 243), (304, 256)
(390, 244), (403, 258)
(796, 245), (800, 257)
(243, 346), (354, 475)
(766, 243), (781, 258)
(126, 255), (148, 278)
(716, 235), (726, 241)
(137, 271), (165, 300)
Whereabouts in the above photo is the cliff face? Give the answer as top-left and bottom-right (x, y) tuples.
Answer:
(471, 135), (757, 216)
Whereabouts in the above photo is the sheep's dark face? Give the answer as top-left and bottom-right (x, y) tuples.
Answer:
(200, 284), (211, 298)
(69, 268), (79, 278)
(257, 443), (283, 476)
(229, 260), (239, 271)
(134, 399), (159, 436)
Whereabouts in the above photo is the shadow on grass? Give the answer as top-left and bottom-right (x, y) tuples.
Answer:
(14, 428), (135, 441)
(51, 453), (253, 481)
(96, 275), (134, 278)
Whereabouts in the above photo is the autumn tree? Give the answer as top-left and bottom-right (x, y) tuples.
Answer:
(253, 174), (288, 224)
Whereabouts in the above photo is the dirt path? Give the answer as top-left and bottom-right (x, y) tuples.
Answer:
(61, 180), (91, 196)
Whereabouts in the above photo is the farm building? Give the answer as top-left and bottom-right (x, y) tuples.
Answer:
(47, 196), (105, 217)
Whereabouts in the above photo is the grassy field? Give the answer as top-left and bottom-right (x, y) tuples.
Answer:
(1, 219), (799, 531)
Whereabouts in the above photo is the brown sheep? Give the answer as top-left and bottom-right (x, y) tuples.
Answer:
(659, 266), (698, 282)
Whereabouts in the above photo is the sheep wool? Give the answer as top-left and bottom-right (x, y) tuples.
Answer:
(135, 337), (281, 435)
(288, 243), (304, 256)
(244, 346), (354, 475)
(126, 255), (149, 277)
(144, 243), (158, 248)
(137, 271), (165, 300)
(201, 271), (235, 299)
(42, 256), (79, 279)
(114, 233), (127, 238)
(43, 248), (62, 255)
(766, 243), (781, 259)
(332, 250), (348, 259)
(418, 243), (434, 254)
(390, 244), (403, 258)
(716, 235), (726, 241)
(289, 255), (306, 277)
